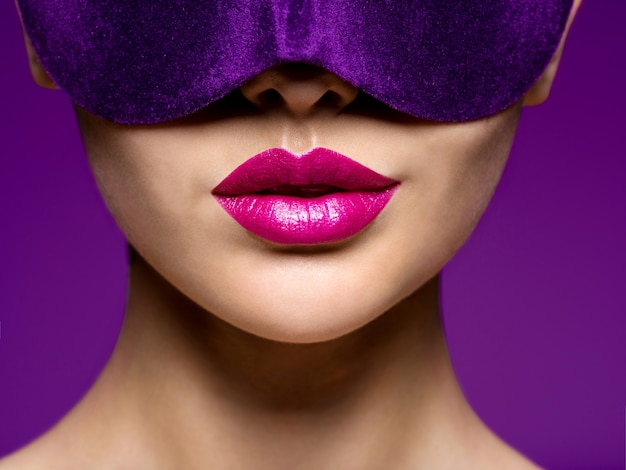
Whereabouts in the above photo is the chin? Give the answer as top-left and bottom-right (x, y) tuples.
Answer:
(196, 284), (380, 344)
(219, 304), (381, 344)
(209, 266), (439, 345)
(184, 261), (412, 344)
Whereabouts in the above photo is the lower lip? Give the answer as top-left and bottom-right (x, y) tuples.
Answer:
(214, 187), (398, 245)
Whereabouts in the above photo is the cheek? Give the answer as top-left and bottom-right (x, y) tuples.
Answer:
(76, 106), (520, 343)
(395, 108), (520, 277)
(447, 115), (518, 231)
(436, 127), (512, 248)
(81, 123), (211, 258)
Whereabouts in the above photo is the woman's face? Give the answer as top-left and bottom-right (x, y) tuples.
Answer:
(76, 64), (522, 343)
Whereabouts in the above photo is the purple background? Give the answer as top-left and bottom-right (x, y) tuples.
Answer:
(1, 1), (624, 468)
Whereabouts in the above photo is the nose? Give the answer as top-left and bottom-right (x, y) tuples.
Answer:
(239, 63), (359, 116)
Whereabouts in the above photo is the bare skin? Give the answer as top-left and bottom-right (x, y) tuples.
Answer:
(1, 2), (581, 468)
(0, 92), (536, 468)
(0, 259), (539, 469)
(0, 94), (534, 467)
(1, 98), (531, 468)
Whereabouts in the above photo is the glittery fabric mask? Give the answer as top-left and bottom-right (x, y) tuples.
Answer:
(17, 0), (573, 124)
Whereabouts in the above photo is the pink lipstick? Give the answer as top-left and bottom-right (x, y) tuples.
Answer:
(212, 148), (399, 245)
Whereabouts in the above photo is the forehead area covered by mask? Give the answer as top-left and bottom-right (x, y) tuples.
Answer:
(17, 0), (572, 124)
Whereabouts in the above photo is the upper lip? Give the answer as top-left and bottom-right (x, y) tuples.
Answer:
(212, 147), (398, 196)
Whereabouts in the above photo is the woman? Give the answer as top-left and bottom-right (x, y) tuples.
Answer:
(2, 0), (582, 468)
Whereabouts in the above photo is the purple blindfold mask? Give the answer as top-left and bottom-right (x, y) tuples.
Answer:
(17, 0), (573, 125)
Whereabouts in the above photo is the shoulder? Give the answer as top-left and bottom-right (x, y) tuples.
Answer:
(0, 441), (65, 470)
(465, 431), (544, 470)
(0, 427), (94, 470)
(0, 413), (166, 470)
(0, 412), (143, 470)
(0, 433), (145, 470)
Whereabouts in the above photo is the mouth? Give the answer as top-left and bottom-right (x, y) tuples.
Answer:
(211, 148), (399, 245)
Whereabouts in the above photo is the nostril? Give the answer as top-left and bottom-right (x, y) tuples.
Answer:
(239, 64), (360, 114)
(258, 89), (285, 108)
(316, 90), (340, 107)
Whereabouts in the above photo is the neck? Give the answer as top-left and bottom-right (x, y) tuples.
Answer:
(75, 254), (517, 469)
